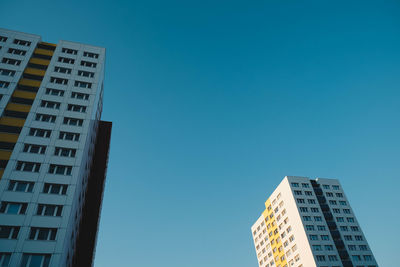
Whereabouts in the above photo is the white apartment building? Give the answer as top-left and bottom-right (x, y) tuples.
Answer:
(251, 176), (377, 267)
(0, 28), (112, 267)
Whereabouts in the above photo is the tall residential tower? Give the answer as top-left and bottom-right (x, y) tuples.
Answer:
(251, 176), (377, 267)
(0, 29), (112, 267)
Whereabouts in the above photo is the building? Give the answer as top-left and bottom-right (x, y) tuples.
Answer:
(0, 28), (112, 267)
(251, 176), (378, 267)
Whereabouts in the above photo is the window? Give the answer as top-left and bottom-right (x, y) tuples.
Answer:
(42, 183), (68, 195)
(325, 245), (334, 251)
(335, 193), (343, 198)
(339, 201), (347, 206)
(8, 47), (26, 55)
(50, 77), (68, 85)
(308, 199), (316, 204)
(2, 57), (21, 66)
(36, 204), (63, 216)
(347, 217), (355, 223)
(303, 216), (311, 221)
(67, 104), (86, 113)
(58, 57), (75, 64)
(301, 183), (309, 188)
(0, 81), (10, 88)
(352, 255), (361, 261)
(0, 68), (16, 76)
(289, 235), (295, 242)
(299, 207), (308, 212)
(314, 216), (322, 221)
(45, 88), (64, 96)
(320, 235), (330, 240)
(312, 245), (322, 251)
(344, 235), (352, 241)
(329, 200), (337, 205)
(309, 234), (318, 240)
(61, 47), (77, 55)
(291, 182), (299, 187)
(16, 161), (40, 172)
(332, 185), (340, 190)
(0, 253), (11, 266)
(0, 226), (20, 239)
(348, 245), (357, 251)
(8, 180), (34, 192)
(59, 131), (80, 141)
(332, 208), (340, 214)
(48, 164), (72, 175)
(364, 255), (373, 261)
(355, 235), (363, 241)
(359, 245), (368, 251)
(74, 80), (92, 89)
(317, 225), (326, 231)
(63, 117), (83, 126)
(340, 226), (348, 231)
(54, 147), (76, 157)
(294, 190), (302, 195)
(40, 100), (60, 109)
(13, 39), (31, 46)
(326, 192), (333, 197)
(0, 201), (27, 214)
(80, 60), (97, 68)
(29, 227), (57, 241)
(23, 144), (46, 154)
(305, 191), (313, 196)
(0, 36), (7, 42)
(77, 70), (94, 78)
(316, 255), (326, 261)
(71, 91), (89, 100)
(297, 198), (305, 204)
(328, 255), (338, 261)
(29, 128), (51, 138)
(343, 209), (351, 214)
(336, 217), (344, 222)
(20, 253), (51, 267)
(35, 113), (56, 123)
(83, 51), (99, 58)
(54, 66), (72, 74)
(311, 207), (319, 212)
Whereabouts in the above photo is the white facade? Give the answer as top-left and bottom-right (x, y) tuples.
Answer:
(0, 29), (105, 267)
(251, 176), (378, 267)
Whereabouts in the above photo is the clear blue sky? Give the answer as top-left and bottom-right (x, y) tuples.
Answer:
(1, 0), (399, 266)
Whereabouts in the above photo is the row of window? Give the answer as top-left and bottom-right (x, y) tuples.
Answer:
(45, 88), (90, 100)
(315, 254), (338, 262)
(1, 201), (64, 216)
(58, 57), (97, 68)
(0, 253), (51, 267)
(61, 47), (99, 59)
(49, 76), (93, 88)
(7, 180), (67, 195)
(54, 66), (95, 78)
(23, 143), (76, 157)
(0, 36), (31, 46)
(0, 68), (16, 76)
(0, 225), (58, 241)
(15, 161), (73, 175)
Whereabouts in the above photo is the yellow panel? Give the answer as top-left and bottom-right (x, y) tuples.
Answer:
(29, 57), (50, 66)
(12, 90), (37, 99)
(24, 68), (46, 76)
(0, 117), (25, 127)
(34, 48), (54, 56)
(0, 150), (12, 160)
(19, 78), (41, 87)
(0, 133), (19, 142)
(6, 103), (31, 112)
(40, 42), (56, 47)
(0, 169), (4, 179)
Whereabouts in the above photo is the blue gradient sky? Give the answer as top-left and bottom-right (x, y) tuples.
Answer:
(1, 0), (399, 266)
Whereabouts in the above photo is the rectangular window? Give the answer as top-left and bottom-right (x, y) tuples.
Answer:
(320, 235), (330, 240)
(339, 201), (347, 206)
(36, 204), (63, 216)
(325, 245), (334, 251)
(7, 47), (26, 56)
(306, 225), (314, 231)
(71, 91), (89, 100)
(311, 208), (319, 212)
(332, 185), (340, 190)
(355, 235), (363, 241)
(0, 68), (16, 76)
(83, 51), (99, 58)
(322, 185), (330, 189)
(40, 100), (60, 109)
(301, 183), (310, 188)
(326, 192), (334, 197)
(328, 255), (338, 261)
(0, 81), (10, 88)
(335, 193), (343, 198)
(343, 209), (351, 214)
(20, 254), (51, 267)
(80, 60), (97, 68)
(77, 70), (94, 78)
(312, 245), (322, 251)
(305, 191), (313, 196)
(58, 57), (75, 64)
(316, 255), (325, 261)
(61, 47), (77, 55)
(45, 88), (64, 97)
(344, 235), (352, 241)
(297, 198), (305, 204)
(351, 226), (359, 231)
(54, 66), (72, 74)
(348, 245), (357, 251)
(59, 131), (80, 141)
(291, 182), (299, 187)
(317, 225), (326, 231)
(2, 57), (21, 66)
(314, 216), (322, 221)
(294, 190), (302, 195)
(50, 77), (68, 85)
(308, 199), (316, 204)
(0, 201), (27, 214)
(67, 104), (86, 113)
(23, 144), (46, 154)
(35, 113), (56, 123)
(29, 128), (51, 138)
(359, 245), (368, 251)
(329, 200), (337, 205)
(299, 207), (308, 212)
(74, 80), (92, 89)
(63, 117), (83, 126)
(29, 227), (57, 241)
(333, 208), (340, 214)
(48, 164), (72, 175)
(336, 217), (344, 222)
(340, 226), (348, 231)
(8, 180), (34, 192)
(0, 253), (11, 266)
(13, 39), (31, 46)
(16, 161), (41, 172)
(347, 217), (355, 223)
(0, 225), (20, 239)
(0, 36), (7, 42)
(54, 147), (76, 157)
(43, 183), (68, 195)
(303, 216), (311, 221)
